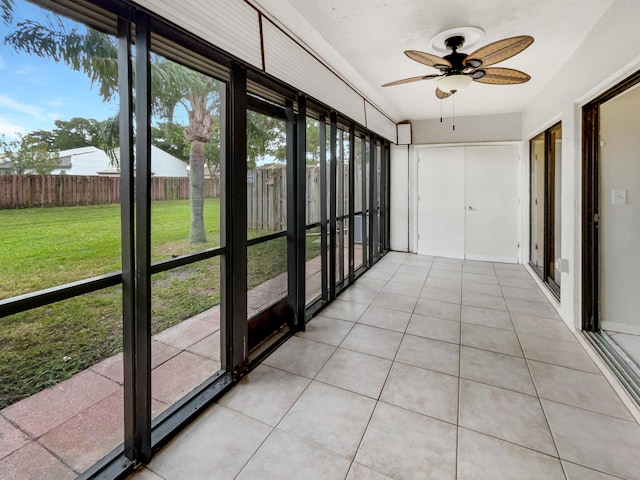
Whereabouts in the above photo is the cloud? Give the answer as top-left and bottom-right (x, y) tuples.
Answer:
(0, 118), (27, 138)
(12, 64), (48, 85)
(0, 94), (47, 121)
(46, 96), (65, 108)
(14, 65), (36, 76)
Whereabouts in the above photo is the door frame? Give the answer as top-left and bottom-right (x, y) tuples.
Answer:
(411, 141), (524, 263)
(582, 69), (640, 332)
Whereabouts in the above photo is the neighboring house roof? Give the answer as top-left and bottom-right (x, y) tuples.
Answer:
(50, 145), (188, 177)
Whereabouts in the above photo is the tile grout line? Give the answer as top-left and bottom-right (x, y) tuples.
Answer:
(340, 255), (418, 480)
(231, 328), (341, 480)
(500, 267), (567, 474)
(455, 259), (465, 480)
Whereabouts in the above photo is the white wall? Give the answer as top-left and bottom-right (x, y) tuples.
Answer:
(390, 144), (409, 251)
(412, 112), (522, 144)
(521, 0), (640, 330)
(395, 112), (523, 254)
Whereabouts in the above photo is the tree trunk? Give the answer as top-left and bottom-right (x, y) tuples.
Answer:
(189, 139), (207, 243)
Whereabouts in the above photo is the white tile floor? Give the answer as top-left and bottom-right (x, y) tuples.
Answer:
(130, 253), (640, 480)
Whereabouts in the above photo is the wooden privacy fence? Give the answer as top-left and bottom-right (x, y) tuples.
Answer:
(0, 175), (220, 209)
(247, 167), (287, 230)
(247, 165), (358, 230)
(1, 166), (361, 230)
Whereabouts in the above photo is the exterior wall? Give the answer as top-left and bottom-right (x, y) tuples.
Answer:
(521, 0), (640, 331)
(51, 145), (189, 177)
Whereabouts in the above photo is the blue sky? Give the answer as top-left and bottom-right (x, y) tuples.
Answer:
(0, 1), (117, 140)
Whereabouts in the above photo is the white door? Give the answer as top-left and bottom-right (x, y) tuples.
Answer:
(417, 147), (465, 258)
(417, 145), (519, 262)
(465, 146), (519, 262)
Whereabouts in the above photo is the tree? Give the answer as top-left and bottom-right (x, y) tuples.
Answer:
(306, 119), (321, 164)
(51, 117), (102, 150)
(151, 122), (190, 162)
(1, 0), (13, 24)
(4, 6), (288, 241)
(5, 13), (217, 243)
(247, 111), (286, 168)
(0, 133), (60, 174)
(25, 117), (103, 151)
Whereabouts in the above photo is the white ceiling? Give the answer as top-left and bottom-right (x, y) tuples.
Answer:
(252, 0), (615, 122)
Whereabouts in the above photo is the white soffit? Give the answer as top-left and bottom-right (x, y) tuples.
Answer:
(133, 0), (263, 69)
(262, 20), (367, 126)
(365, 102), (397, 143)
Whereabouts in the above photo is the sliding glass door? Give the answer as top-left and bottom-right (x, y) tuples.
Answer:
(529, 122), (562, 296)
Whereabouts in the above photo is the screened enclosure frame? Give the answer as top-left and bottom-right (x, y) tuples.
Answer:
(0, 0), (392, 478)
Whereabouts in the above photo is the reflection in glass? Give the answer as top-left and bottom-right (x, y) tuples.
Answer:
(549, 124), (562, 287)
(530, 133), (545, 275)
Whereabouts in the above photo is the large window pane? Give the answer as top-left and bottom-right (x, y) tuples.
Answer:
(354, 134), (365, 270)
(150, 54), (223, 256)
(1, 288), (124, 473)
(149, 46), (225, 416)
(549, 123), (562, 287)
(305, 225), (323, 304)
(305, 117), (322, 305)
(247, 110), (287, 233)
(151, 257), (222, 419)
(246, 107), (288, 318)
(0, 2), (124, 474)
(529, 123), (561, 294)
(247, 236), (288, 318)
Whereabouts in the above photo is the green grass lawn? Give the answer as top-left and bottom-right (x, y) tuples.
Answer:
(0, 199), (320, 409)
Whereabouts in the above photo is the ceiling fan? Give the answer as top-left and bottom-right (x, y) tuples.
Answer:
(382, 35), (534, 98)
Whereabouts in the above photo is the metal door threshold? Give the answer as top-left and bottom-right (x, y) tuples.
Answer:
(583, 330), (640, 406)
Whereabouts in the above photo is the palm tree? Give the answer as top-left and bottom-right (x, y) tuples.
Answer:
(5, 13), (219, 242)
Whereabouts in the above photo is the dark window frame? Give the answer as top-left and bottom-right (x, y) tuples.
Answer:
(528, 122), (562, 298)
(582, 69), (640, 332)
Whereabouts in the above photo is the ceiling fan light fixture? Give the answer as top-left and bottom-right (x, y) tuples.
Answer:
(436, 74), (472, 93)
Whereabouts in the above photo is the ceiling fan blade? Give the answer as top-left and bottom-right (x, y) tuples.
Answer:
(465, 35), (534, 67)
(435, 88), (453, 99)
(405, 50), (451, 69)
(473, 67), (531, 84)
(381, 74), (440, 87)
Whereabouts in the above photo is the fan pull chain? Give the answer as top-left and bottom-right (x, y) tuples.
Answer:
(452, 94), (456, 131)
(440, 98), (443, 123)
